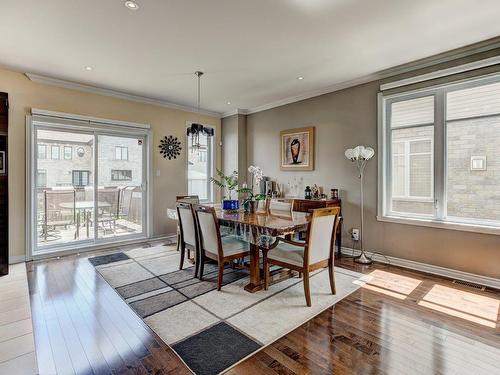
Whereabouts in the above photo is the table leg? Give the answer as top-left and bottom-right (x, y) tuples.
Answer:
(244, 243), (262, 293)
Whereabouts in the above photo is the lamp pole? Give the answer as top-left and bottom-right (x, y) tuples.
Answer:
(355, 158), (372, 264)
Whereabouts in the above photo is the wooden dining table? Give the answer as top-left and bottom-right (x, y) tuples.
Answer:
(214, 207), (311, 293)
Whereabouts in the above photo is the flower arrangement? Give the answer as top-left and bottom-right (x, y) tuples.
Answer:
(239, 165), (266, 211)
(210, 169), (239, 200)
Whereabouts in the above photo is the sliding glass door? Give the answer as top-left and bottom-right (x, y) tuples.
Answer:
(31, 118), (149, 255)
(35, 128), (95, 249)
(96, 134), (145, 241)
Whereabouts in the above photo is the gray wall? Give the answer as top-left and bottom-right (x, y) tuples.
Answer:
(222, 114), (247, 185)
(245, 79), (500, 279)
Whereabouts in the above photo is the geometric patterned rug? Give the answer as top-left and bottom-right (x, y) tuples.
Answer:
(90, 243), (363, 375)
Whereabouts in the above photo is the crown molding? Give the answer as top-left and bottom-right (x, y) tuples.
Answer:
(221, 108), (249, 118)
(25, 73), (222, 118)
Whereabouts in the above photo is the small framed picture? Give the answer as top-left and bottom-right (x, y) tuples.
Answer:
(280, 127), (315, 171)
(0, 151), (5, 174)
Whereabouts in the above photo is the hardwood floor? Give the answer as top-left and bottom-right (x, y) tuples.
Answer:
(26, 248), (499, 375)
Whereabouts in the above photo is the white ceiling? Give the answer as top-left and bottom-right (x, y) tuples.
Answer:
(2, 0), (500, 116)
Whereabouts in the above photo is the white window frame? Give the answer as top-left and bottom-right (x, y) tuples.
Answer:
(64, 146), (72, 160)
(115, 146), (128, 160)
(378, 73), (500, 235)
(391, 138), (434, 201)
(186, 122), (214, 203)
(51, 145), (60, 160)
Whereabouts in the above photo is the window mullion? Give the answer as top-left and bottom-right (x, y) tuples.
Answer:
(434, 91), (446, 220)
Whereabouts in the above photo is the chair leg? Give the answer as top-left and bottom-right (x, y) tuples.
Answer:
(194, 248), (199, 278)
(176, 228), (181, 251)
(263, 251), (269, 290)
(199, 253), (205, 281)
(217, 261), (224, 291)
(179, 244), (185, 270)
(303, 269), (311, 307)
(329, 260), (336, 295)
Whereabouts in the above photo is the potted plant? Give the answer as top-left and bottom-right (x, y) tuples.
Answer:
(210, 169), (240, 211)
(239, 165), (266, 214)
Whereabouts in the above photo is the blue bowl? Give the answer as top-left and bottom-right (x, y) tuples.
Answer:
(223, 199), (240, 210)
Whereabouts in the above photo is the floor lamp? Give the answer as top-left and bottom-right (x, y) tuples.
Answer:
(345, 145), (375, 264)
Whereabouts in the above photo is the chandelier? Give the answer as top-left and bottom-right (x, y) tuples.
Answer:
(187, 71), (214, 153)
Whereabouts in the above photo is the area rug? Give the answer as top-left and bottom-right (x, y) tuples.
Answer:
(89, 243), (363, 375)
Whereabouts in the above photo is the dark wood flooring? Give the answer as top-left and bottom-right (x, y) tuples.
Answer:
(27, 248), (500, 375)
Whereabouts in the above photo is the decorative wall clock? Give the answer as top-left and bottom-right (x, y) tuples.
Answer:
(159, 135), (182, 160)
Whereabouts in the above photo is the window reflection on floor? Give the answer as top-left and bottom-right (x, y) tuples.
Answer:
(418, 284), (499, 328)
(354, 269), (422, 299)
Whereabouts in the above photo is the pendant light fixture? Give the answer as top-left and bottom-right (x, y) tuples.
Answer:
(187, 71), (214, 154)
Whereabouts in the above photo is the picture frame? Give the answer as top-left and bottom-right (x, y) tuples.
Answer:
(0, 151), (5, 174)
(280, 126), (315, 171)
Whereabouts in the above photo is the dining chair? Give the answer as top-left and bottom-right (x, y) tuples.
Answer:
(174, 195), (199, 252)
(262, 207), (341, 307)
(268, 199), (294, 215)
(176, 202), (200, 277)
(193, 204), (250, 290)
(176, 195), (200, 204)
(255, 198), (270, 214)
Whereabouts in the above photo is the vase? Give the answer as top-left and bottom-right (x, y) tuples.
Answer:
(222, 199), (239, 211)
(248, 200), (257, 214)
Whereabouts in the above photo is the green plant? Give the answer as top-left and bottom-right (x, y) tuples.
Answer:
(237, 187), (266, 206)
(210, 169), (239, 200)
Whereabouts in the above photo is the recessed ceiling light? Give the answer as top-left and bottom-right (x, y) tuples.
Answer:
(227, 101), (231, 105)
(124, 1), (139, 10)
(84, 66), (93, 71)
(297, 76), (304, 80)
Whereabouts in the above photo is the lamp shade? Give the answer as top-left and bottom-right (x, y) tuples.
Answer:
(345, 145), (374, 161)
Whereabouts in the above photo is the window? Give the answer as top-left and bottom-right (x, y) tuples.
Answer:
(72, 170), (90, 187)
(381, 75), (500, 231)
(51, 145), (60, 160)
(64, 146), (72, 160)
(38, 144), (47, 159)
(37, 169), (47, 188)
(115, 146), (128, 160)
(187, 127), (213, 202)
(111, 169), (132, 181)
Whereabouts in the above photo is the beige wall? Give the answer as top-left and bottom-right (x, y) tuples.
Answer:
(246, 80), (500, 279)
(0, 67), (221, 260)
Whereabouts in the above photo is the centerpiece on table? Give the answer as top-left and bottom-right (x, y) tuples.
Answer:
(239, 165), (266, 214)
(210, 169), (241, 211)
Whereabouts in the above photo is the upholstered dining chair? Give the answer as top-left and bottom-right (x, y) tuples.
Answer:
(268, 198), (294, 214)
(193, 204), (250, 290)
(175, 195), (199, 251)
(176, 202), (200, 277)
(176, 195), (200, 204)
(262, 207), (341, 307)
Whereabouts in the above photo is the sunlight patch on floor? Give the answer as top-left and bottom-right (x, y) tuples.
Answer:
(354, 269), (422, 299)
(418, 284), (499, 328)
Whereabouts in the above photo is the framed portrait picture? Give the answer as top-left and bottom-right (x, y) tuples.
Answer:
(0, 151), (4, 174)
(280, 127), (314, 171)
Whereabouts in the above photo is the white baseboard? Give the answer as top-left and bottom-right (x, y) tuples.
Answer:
(342, 247), (500, 291)
(9, 255), (27, 264)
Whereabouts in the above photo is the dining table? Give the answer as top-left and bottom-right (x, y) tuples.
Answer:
(213, 207), (311, 293)
(59, 201), (111, 238)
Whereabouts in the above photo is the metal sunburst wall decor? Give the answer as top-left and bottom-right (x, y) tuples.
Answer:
(159, 135), (182, 160)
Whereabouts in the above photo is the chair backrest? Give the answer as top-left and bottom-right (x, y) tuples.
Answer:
(192, 204), (222, 258)
(268, 199), (294, 215)
(44, 189), (76, 223)
(176, 202), (198, 247)
(176, 195), (200, 204)
(119, 187), (135, 216)
(255, 198), (270, 214)
(305, 207), (340, 265)
(98, 188), (120, 217)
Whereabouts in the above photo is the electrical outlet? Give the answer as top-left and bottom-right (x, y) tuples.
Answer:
(352, 228), (360, 241)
